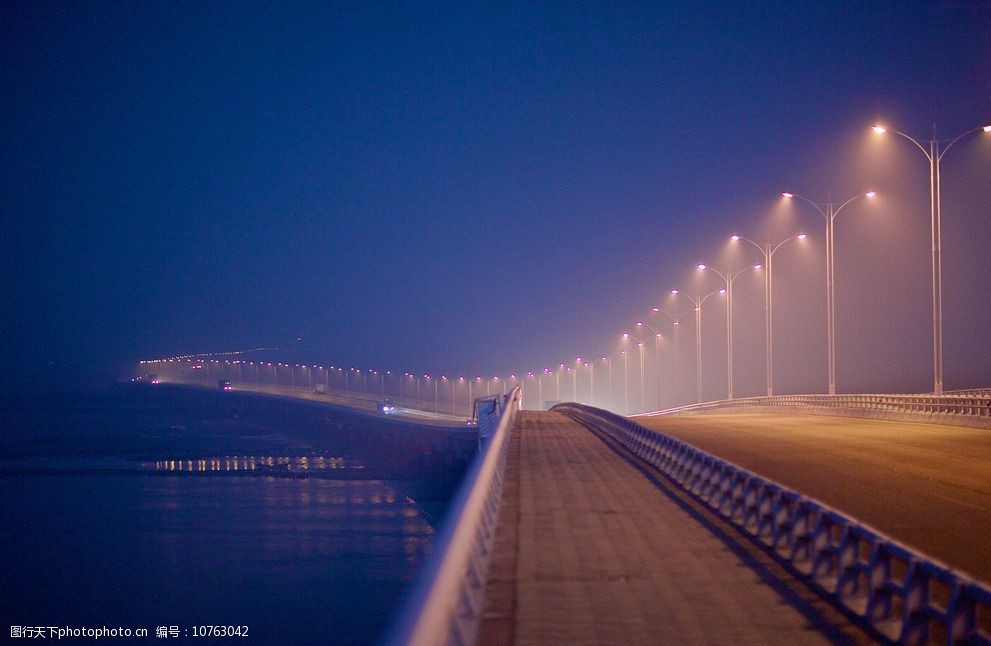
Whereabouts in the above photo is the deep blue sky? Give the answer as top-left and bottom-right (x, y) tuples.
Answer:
(2, 1), (990, 395)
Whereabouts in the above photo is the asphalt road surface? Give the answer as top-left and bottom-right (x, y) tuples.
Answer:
(634, 412), (991, 583)
(478, 411), (870, 645)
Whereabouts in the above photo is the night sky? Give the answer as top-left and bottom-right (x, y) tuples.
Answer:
(2, 1), (989, 395)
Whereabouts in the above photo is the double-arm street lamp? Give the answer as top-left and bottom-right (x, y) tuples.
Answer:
(670, 288), (725, 404)
(871, 122), (991, 395)
(783, 191), (875, 395)
(730, 233), (807, 396)
(697, 263), (762, 400)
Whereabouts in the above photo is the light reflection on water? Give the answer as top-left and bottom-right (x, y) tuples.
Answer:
(0, 387), (469, 644)
(4, 474), (437, 645)
(144, 454), (358, 473)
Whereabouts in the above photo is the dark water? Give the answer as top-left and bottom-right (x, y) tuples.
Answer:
(0, 386), (476, 644)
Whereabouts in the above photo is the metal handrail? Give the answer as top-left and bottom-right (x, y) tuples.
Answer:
(388, 386), (522, 646)
(554, 402), (991, 644)
(638, 392), (991, 427)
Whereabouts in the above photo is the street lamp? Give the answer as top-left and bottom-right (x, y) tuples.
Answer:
(584, 360), (593, 406)
(697, 263), (762, 400)
(601, 357), (612, 411)
(635, 322), (664, 409)
(470, 376), (482, 411)
(783, 190), (875, 394)
(620, 350), (629, 414)
(442, 376), (452, 414)
(652, 303), (693, 406)
(573, 357), (582, 401)
(871, 122), (991, 395)
(671, 287), (726, 403)
(730, 232), (807, 396)
(424, 374), (437, 412)
(622, 333), (647, 412)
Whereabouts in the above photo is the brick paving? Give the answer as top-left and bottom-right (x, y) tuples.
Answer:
(477, 411), (874, 645)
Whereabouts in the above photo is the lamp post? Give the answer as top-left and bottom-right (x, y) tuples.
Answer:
(652, 304), (692, 405)
(620, 350), (629, 414)
(622, 333), (646, 412)
(470, 376), (481, 412)
(406, 372), (421, 408)
(730, 233), (807, 396)
(871, 122), (991, 395)
(697, 263), (761, 400)
(671, 288), (725, 403)
(784, 191), (875, 394)
(423, 374), (437, 412)
(585, 360), (593, 406)
(442, 376), (453, 414)
(602, 357), (612, 411)
(635, 321), (664, 408)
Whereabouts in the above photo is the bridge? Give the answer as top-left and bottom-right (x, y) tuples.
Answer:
(389, 389), (991, 645)
(134, 360), (991, 643)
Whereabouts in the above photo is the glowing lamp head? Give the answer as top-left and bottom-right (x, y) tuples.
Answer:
(781, 192), (794, 198)
(697, 263), (707, 270)
(719, 288), (727, 294)
(635, 321), (643, 327)
(622, 333), (630, 339)
(651, 306), (659, 312)
(983, 125), (991, 133)
(753, 263), (762, 270)
(730, 235), (740, 241)
(865, 191), (877, 198)
(872, 125), (887, 134)
(671, 289), (679, 294)
(797, 233), (807, 240)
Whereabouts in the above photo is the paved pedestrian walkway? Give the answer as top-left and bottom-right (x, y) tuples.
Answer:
(477, 411), (873, 645)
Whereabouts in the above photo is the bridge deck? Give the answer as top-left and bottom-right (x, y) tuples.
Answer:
(478, 411), (870, 645)
(636, 412), (991, 582)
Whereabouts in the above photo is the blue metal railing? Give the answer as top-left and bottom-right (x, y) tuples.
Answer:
(554, 402), (991, 644)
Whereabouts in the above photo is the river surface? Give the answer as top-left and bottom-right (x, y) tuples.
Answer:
(0, 385), (475, 644)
